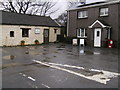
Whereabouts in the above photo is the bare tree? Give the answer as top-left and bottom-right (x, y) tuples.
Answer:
(0, 0), (58, 16)
(67, 0), (80, 8)
(55, 12), (67, 26)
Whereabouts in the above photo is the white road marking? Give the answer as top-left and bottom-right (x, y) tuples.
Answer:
(19, 73), (36, 81)
(43, 61), (120, 76)
(19, 73), (22, 75)
(45, 62), (85, 70)
(28, 76), (36, 81)
(23, 74), (27, 77)
(33, 60), (120, 85)
(41, 83), (50, 88)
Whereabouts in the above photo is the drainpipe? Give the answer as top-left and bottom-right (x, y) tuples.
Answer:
(67, 11), (69, 37)
(108, 27), (111, 40)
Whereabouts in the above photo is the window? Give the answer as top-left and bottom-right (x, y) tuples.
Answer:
(35, 28), (40, 34)
(54, 29), (57, 33)
(22, 28), (29, 37)
(78, 11), (88, 18)
(77, 28), (87, 38)
(10, 31), (14, 37)
(97, 31), (100, 37)
(100, 8), (108, 16)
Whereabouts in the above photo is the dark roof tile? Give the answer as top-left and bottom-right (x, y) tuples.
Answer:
(0, 10), (60, 27)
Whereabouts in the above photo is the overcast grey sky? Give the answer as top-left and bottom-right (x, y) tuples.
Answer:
(0, 0), (106, 19)
(50, 0), (106, 19)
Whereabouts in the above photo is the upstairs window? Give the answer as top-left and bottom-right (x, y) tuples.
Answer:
(35, 28), (40, 34)
(97, 31), (100, 37)
(10, 31), (14, 37)
(22, 28), (30, 37)
(77, 28), (87, 38)
(78, 11), (88, 18)
(100, 8), (108, 16)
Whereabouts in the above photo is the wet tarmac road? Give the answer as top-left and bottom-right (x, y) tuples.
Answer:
(1, 43), (119, 88)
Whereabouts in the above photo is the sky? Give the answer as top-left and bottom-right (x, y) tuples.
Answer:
(50, 0), (106, 19)
(0, 0), (106, 19)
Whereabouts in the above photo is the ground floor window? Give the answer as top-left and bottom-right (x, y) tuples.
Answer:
(10, 31), (14, 37)
(35, 28), (40, 34)
(77, 28), (87, 38)
(22, 28), (30, 37)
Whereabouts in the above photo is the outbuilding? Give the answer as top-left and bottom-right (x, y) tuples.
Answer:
(0, 10), (61, 46)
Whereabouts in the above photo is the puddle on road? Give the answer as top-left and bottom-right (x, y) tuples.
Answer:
(28, 51), (43, 56)
(80, 69), (103, 76)
(3, 55), (16, 60)
(54, 51), (59, 53)
(57, 48), (65, 50)
(79, 50), (100, 55)
(1, 63), (21, 69)
(67, 52), (74, 55)
(34, 64), (50, 68)
(43, 48), (49, 51)
(25, 46), (38, 50)
(66, 50), (72, 52)
(84, 51), (94, 55)
(22, 62), (39, 66)
(42, 58), (50, 62)
(1, 61), (50, 70)
(42, 53), (48, 55)
(57, 45), (65, 48)
(21, 62), (50, 68)
(57, 45), (66, 51)
(62, 67), (103, 76)
(53, 56), (57, 57)
(20, 69), (32, 73)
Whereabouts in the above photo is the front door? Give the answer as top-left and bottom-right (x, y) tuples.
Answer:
(94, 28), (101, 47)
(44, 29), (49, 43)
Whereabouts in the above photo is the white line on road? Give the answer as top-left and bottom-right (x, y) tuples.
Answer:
(23, 74), (27, 77)
(28, 76), (36, 82)
(33, 60), (120, 85)
(19, 73), (36, 82)
(44, 61), (120, 76)
(45, 62), (85, 70)
(19, 73), (38, 88)
(41, 83), (50, 88)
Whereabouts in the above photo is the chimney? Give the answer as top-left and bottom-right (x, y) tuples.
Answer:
(79, 0), (86, 4)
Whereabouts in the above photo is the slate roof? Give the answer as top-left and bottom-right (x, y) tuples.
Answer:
(0, 10), (60, 27)
(68, 0), (120, 11)
(77, 1), (105, 7)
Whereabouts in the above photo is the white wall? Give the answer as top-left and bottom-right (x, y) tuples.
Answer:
(0, 25), (60, 46)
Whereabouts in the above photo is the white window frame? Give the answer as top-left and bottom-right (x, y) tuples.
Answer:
(100, 8), (108, 16)
(78, 11), (88, 18)
(77, 28), (87, 38)
(35, 28), (40, 34)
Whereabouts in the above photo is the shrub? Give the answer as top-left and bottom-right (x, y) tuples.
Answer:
(34, 40), (39, 44)
(21, 40), (25, 43)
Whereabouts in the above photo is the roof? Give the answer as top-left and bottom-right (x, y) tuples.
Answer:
(77, 1), (106, 7)
(89, 20), (111, 28)
(0, 10), (60, 27)
(68, 0), (120, 11)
